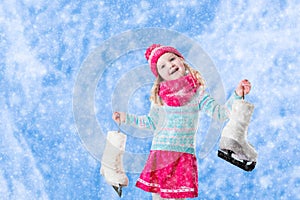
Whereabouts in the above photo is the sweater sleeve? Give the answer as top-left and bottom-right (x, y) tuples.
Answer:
(123, 103), (160, 131)
(198, 91), (242, 121)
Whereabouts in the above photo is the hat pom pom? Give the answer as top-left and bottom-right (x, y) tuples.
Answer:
(145, 44), (161, 60)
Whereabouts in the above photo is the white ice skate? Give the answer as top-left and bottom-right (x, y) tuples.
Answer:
(100, 127), (129, 197)
(218, 93), (258, 171)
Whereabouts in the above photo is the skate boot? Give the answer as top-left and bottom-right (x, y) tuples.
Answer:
(100, 130), (129, 197)
(218, 99), (258, 171)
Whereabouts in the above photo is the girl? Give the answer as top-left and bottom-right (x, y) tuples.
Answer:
(112, 44), (251, 200)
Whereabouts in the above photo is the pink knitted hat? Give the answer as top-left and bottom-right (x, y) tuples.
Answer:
(145, 44), (184, 77)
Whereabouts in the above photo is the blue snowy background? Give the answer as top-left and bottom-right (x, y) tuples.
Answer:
(1, 0), (299, 200)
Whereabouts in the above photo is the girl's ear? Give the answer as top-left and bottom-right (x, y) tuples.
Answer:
(185, 69), (189, 75)
(183, 62), (189, 74)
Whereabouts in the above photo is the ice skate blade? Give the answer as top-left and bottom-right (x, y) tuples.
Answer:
(218, 150), (256, 172)
(112, 184), (123, 197)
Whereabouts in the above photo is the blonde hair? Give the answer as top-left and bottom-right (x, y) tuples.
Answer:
(150, 63), (206, 105)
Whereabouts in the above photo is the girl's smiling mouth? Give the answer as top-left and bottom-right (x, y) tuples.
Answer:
(169, 66), (179, 75)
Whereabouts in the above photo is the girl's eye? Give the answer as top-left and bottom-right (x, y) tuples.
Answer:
(160, 65), (165, 69)
(170, 57), (175, 61)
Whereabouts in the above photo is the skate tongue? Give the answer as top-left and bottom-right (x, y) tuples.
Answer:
(112, 184), (123, 197)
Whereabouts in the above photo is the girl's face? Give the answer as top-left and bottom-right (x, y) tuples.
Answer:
(157, 53), (186, 81)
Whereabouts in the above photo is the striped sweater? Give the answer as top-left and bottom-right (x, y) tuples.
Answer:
(124, 90), (242, 154)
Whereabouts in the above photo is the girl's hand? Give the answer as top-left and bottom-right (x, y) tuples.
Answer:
(235, 79), (251, 97)
(112, 112), (126, 124)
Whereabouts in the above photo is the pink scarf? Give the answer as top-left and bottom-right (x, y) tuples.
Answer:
(158, 74), (200, 107)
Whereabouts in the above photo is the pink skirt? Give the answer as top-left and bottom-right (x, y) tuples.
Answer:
(135, 150), (198, 198)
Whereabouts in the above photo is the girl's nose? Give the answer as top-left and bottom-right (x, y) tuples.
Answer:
(168, 62), (175, 69)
